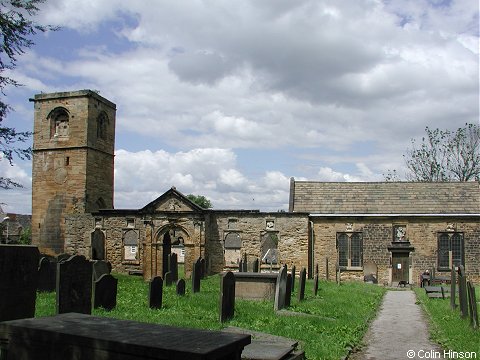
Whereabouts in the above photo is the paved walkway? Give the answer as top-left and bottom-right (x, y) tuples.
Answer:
(350, 290), (442, 360)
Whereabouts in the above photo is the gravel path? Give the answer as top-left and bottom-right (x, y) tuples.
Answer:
(349, 290), (442, 360)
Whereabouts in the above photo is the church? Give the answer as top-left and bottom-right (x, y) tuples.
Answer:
(31, 90), (480, 285)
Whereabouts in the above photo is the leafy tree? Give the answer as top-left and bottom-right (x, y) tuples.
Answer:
(385, 123), (480, 182)
(0, 0), (56, 189)
(186, 194), (213, 209)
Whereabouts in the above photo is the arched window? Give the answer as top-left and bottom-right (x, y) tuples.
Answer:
(97, 112), (108, 140)
(261, 233), (278, 264)
(48, 107), (70, 139)
(124, 229), (139, 261)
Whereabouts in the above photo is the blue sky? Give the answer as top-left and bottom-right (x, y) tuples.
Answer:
(1, 0), (479, 214)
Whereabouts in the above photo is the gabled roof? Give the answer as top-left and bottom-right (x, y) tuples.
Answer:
(290, 180), (480, 215)
(139, 187), (205, 214)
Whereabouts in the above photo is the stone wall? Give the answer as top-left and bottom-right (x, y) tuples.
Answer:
(312, 216), (480, 285)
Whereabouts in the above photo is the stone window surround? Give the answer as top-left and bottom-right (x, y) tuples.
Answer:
(437, 231), (464, 272)
(336, 232), (363, 271)
(122, 228), (140, 265)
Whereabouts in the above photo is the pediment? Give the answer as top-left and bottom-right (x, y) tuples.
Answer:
(140, 187), (204, 214)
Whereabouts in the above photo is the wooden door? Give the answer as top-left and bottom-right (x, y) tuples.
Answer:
(392, 253), (409, 283)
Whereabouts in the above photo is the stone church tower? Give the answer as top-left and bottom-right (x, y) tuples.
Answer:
(31, 90), (116, 255)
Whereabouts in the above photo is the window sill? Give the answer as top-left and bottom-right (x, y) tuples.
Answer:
(339, 266), (363, 271)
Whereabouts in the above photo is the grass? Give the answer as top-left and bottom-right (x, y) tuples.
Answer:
(35, 273), (386, 360)
(414, 286), (480, 357)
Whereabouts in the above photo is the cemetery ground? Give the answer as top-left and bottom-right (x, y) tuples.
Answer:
(35, 271), (385, 360)
(414, 287), (480, 356)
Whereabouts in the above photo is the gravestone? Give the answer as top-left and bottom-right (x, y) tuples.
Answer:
(176, 279), (186, 296)
(336, 264), (341, 285)
(315, 263), (319, 276)
(467, 281), (478, 329)
(168, 253), (178, 282)
(450, 267), (457, 310)
(253, 258), (259, 273)
(0, 245), (39, 322)
(291, 265), (296, 292)
(164, 271), (173, 286)
(285, 273), (292, 307)
(325, 257), (329, 281)
(314, 274), (319, 296)
(431, 266), (436, 283)
(56, 255), (93, 315)
(57, 253), (71, 263)
(274, 265), (287, 311)
(37, 256), (56, 292)
(192, 259), (201, 293)
(92, 260), (111, 282)
(238, 260), (244, 273)
(149, 276), (163, 309)
(458, 265), (468, 318)
(94, 274), (118, 311)
(200, 258), (206, 279)
(298, 268), (306, 302)
(219, 272), (236, 322)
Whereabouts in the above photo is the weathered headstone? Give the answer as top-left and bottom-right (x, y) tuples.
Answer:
(285, 273), (292, 307)
(168, 253), (178, 282)
(467, 281), (478, 329)
(164, 271), (173, 286)
(149, 276), (163, 309)
(253, 258), (259, 273)
(57, 253), (71, 263)
(238, 260), (244, 273)
(0, 245), (39, 322)
(92, 260), (111, 282)
(450, 267), (457, 310)
(431, 266), (436, 284)
(314, 274), (319, 296)
(37, 256), (56, 292)
(291, 265), (296, 292)
(219, 272), (236, 322)
(192, 259), (201, 293)
(298, 268), (306, 302)
(56, 255), (93, 315)
(274, 265), (287, 311)
(315, 263), (319, 276)
(458, 265), (468, 318)
(176, 279), (186, 296)
(336, 264), (341, 285)
(94, 274), (118, 311)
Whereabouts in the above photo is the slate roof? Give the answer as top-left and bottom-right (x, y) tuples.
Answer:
(290, 181), (480, 215)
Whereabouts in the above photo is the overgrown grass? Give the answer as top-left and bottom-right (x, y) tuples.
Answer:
(35, 274), (385, 360)
(414, 287), (480, 357)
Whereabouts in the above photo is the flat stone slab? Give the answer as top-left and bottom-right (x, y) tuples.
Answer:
(223, 326), (298, 348)
(241, 341), (294, 360)
(0, 313), (251, 360)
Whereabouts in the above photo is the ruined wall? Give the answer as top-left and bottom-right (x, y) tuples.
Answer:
(205, 212), (310, 275)
(312, 216), (480, 285)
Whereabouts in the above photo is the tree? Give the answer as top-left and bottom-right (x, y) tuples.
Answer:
(385, 123), (480, 182)
(0, 0), (56, 189)
(186, 194), (213, 209)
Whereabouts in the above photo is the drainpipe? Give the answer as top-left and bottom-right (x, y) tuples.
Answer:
(309, 221), (314, 279)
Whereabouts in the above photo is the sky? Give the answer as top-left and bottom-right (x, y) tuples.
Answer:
(1, 0), (479, 215)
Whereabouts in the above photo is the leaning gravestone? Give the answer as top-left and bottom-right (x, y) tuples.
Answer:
(94, 274), (118, 311)
(56, 255), (93, 315)
(37, 256), (56, 292)
(0, 245), (39, 322)
(192, 259), (201, 293)
(200, 258), (206, 279)
(467, 281), (478, 329)
(458, 265), (468, 318)
(149, 276), (163, 309)
(291, 265), (296, 292)
(285, 273), (292, 307)
(176, 279), (186, 296)
(298, 268), (306, 302)
(325, 257), (329, 281)
(450, 267), (457, 310)
(92, 260), (111, 282)
(314, 274), (319, 296)
(219, 272), (236, 322)
(274, 265), (288, 311)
